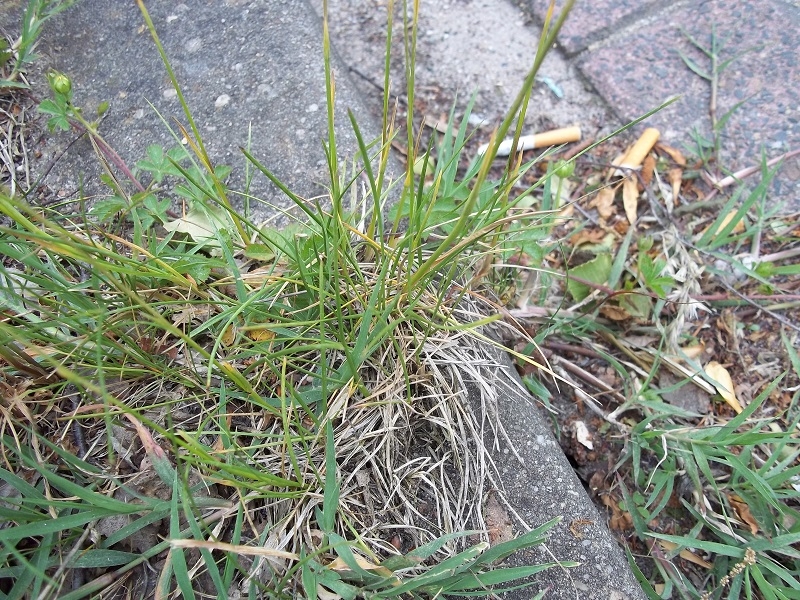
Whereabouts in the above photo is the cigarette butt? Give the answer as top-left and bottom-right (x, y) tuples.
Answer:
(478, 126), (581, 156)
(619, 127), (660, 169)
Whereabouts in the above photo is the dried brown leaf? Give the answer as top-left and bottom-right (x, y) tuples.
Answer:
(657, 540), (713, 569)
(669, 167), (683, 201)
(599, 304), (631, 321)
(656, 142), (687, 167)
(221, 323), (237, 347)
(704, 361), (744, 413)
(622, 176), (639, 225)
(641, 155), (656, 187)
(590, 186), (616, 220)
(485, 491), (514, 545)
(729, 494), (759, 534)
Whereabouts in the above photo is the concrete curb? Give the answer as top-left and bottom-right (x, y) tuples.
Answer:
(469, 345), (646, 600)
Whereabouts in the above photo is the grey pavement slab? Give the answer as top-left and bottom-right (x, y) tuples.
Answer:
(29, 0), (388, 223)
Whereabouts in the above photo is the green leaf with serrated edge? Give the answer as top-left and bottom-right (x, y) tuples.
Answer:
(89, 197), (129, 222)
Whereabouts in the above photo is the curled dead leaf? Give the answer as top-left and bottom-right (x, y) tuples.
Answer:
(485, 491), (514, 545)
(704, 361), (744, 413)
(729, 494), (759, 534)
(657, 540), (712, 569)
(622, 176), (639, 225)
(590, 186), (617, 220)
(599, 304), (631, 321)
(574, 420), (594, 450)
(221, 323), (237, 346)
(656, 142), (687, 167)
(641, 155), (656, 186)
(669, 167), (683, 202)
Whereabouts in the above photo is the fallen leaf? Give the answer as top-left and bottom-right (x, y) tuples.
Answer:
(327, 555), (392, 576)
(641, 155), (656, 186)
(570, 227), (608, 247)
(589, 186), (616, 220)
(657, 540), (712, 569)
(729, 494), (759, 534)
(485, 491), (514, 545)
(656, 142), (687, 166)
(574, 421), (594, 450)
(221, 323), (237, 346)
(679, 344), (705, 359)
(669, 167), (683, 202)
(622, 176), (639, 225)
(600, 494), (633, 531)
(249, 327), (276, 342)
(599, 304), (631, 321)
(704, 361), (744, 413)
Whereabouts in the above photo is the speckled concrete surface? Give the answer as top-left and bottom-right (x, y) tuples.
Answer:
(470, 348), (647, 600)
(25, 0), (391, 223)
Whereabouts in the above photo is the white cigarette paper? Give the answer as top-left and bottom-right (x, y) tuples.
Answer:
(477, 126), (582, 156)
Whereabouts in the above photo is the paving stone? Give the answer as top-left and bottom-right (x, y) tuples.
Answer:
(577, 0), (800, 209)
(521, 0), (677, 56)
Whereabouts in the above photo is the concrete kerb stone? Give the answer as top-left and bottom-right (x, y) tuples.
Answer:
(32, 0), (389, 225)
(14, 0), (648, 596)
(467, 345), (646, 600)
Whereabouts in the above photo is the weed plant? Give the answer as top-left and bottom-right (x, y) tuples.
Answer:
(0, 1), (581, 598)
(513, 25), (800, 600)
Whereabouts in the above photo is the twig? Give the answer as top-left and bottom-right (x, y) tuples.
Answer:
(704, 148), (800, 202)
(553, 355), (626, 403)
(719, 280), (800, 333)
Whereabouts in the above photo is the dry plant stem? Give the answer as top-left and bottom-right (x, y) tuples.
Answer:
(719, 279), (800, 333)
(561, 137), (595, 161)
(34, 523), (94, 600)
(544, 340), (604, 360)
(553, 355), (626, 403)
(758, 246), (800, 263)
(693, 292), (800, 302)
(70, 120), (146, 193)
(705, 147), (800, 197)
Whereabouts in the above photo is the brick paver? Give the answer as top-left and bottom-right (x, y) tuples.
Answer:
(526, 0), (800, 208)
